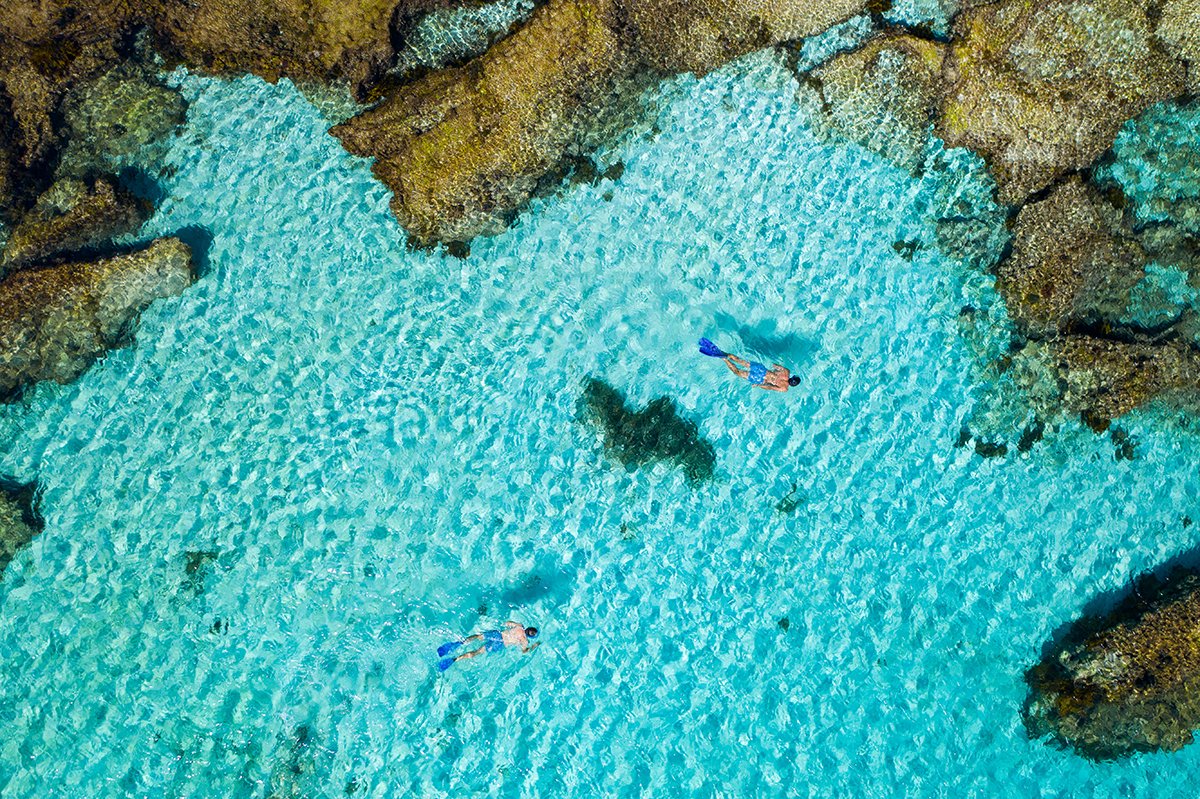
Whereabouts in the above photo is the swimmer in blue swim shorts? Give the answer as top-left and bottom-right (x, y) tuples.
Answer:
(721, 354), (801, 392)
(437, 621), (540, 671)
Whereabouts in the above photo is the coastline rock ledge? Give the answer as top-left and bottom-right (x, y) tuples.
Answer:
(1024, 567), (1200, 760)
(0, 236), (194, 401)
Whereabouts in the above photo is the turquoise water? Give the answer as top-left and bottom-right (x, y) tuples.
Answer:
(2, 51), (1200, 798)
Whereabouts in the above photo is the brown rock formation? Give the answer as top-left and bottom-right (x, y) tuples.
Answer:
(994, 175), (1200, 423)
(0, 0), (467, 223)
(628, 0), (865, 76)
(997, 177), (1148, 338)
(0, 236), (194, 400)
(1025, 567), (1200, 759)
(803, 32), (946, 172)
(936, 0), (1188, 204)
(0, 177), (151, 277)
(333, 0), (870, 244)
(1009, 336), (1200, 421)
(334, 0), (636, 243)
(0, 478), (41, 575)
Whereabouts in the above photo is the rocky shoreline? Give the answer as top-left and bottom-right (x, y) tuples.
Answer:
(1024, 566), (1200, 759)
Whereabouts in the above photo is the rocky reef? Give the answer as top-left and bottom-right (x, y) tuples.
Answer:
(0, 236), (194, 401)
(0, 177), (151, 277)
(936, 0), (1189, 205)
(577, 376), (716, 485)
(800, 31), (945, 173)
(0, 477), (42, 576)
(332, 0), (870, 244)
(1024, 567), (1200, 759)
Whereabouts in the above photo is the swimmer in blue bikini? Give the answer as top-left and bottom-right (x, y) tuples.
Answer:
(436, 621), (540, 671)
(721, 354), (800, 392)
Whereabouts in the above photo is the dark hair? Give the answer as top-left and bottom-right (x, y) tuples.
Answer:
(525, 627), (539, 638)
(788, 376), (800, 386)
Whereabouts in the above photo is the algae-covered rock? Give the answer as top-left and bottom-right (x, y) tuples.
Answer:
(143, 0), (454, 94)
(0, 477), (41, 575)
(335, 0), (870, 243)
(1157, 0), (1200, 94)
(801, 32), (946, 172)
(0, 14), (129, 223)
(334, 0), (634, 244)
(628, 0), (867, 77)
(577, 377), (716, 485)
(1007, 336), (1200, 422)
(0, 177), (151, 276)
(936, 0), (1187, 204)
(1099, 100), (1200, 236)
(56, 60), (187, 180)
(997, 177), (1149, 338)
(1024, 567), (1200, 759)
(0, 236), (194, 400)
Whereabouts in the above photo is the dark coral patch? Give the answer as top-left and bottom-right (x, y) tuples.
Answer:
(577, 377), (715, 485)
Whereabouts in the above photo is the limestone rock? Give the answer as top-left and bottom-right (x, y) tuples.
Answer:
(0, 236), (194, 400)
(1024, 568), (1200, 759)
(333, 0), (635, 244)
(0, 177), (151, 276)
(805, 32), (946, 172)
(628, 0), (866, 76)
(936, 0), (1187, 204)
(334, 0), (870, 243)
(1008, 336), (1200, 421)
(143, 0), (458, 95)
(1157, 0), (1200, 94)
(997, 177), (1148, 338)
(0, 478), (41, 575)
(56, 61), (188, 180)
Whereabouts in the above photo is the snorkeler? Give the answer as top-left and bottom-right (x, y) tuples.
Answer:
(698, 338), (800, 392)
(436, 621), (540, 671)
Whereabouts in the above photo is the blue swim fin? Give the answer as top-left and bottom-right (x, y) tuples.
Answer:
(436, 657), (456, 672)
(437, 640), (463, 657)
(698, 338), (727, 358)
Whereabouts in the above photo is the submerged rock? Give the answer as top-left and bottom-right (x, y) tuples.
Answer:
(1007, 336), (1200, 422)
(56, 60), (187, 180)
(0, 177), (151, 276)
(935, 0), (1187, 204)
(1157, 0), (1200, 95)
(1024, 567), (1200, 759)
(997, 177), (1148, 338)
(577, 377), (716, 485)
(802, 32), (946, 172)
(1099, 100), (1200, 237)
(0, 236), (194, 400)
(0, 477), (42, 575)
(333, 0), (870, 244)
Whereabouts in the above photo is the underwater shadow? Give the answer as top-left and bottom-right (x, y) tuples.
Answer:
(117, 165), (166, 207)
(171, 225), (215, 278)
(470, 557), (578, 621)
(713, 312), (816, 363)
(576, 376), (716, 486)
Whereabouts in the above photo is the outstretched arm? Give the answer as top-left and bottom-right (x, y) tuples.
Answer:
(522, 642), (541, 654)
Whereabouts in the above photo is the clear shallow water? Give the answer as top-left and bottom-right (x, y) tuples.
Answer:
(1, 52), (1199, 798)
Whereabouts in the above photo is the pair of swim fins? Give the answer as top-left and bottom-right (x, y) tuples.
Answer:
(436, 640), (463, 671)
